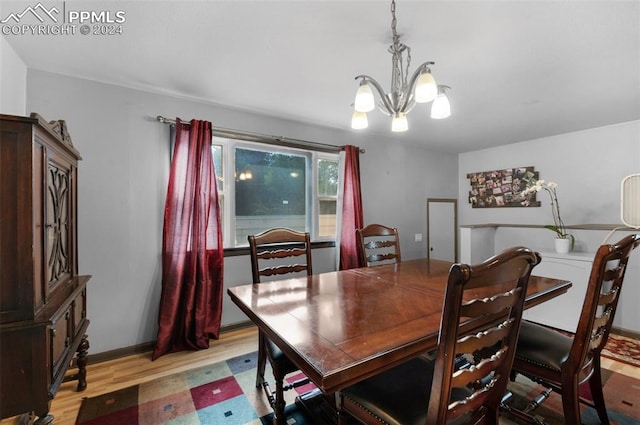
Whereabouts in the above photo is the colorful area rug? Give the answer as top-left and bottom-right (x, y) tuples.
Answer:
(75, 351), (308, 425)
(76, 350), (639, 425)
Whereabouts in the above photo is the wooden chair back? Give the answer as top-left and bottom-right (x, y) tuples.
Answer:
(566, 233), (640, 379)
(427, 247), (541, 424)
(356, 224), (401, 267)
(247, 227), (314, 422)
(248, 227), (313, 283)
(508, 234), (640, 425)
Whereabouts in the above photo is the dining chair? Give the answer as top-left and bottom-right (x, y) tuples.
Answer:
(337, 246), (541, 425)
(247, 227), (313, 424)
(356, 223), (401, 267)
(506, 233), (640, 425)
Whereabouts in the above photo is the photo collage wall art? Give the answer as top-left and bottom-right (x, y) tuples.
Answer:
(467, 166), (541, 208)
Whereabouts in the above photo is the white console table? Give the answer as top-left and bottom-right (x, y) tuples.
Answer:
(459, 224), (640, 335)
(525, 251), (594, 332)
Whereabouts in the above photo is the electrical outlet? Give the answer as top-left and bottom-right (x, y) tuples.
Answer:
(415, 233), (423, 242)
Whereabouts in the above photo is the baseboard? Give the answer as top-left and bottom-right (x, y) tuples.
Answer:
(88, 341), (155, 365)
(611, 326), (640, 340)
(86, 321), (255, 365)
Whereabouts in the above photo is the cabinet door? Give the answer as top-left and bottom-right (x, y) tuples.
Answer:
(72, 288), (87, 335)
(50, 308), (71, 381)
(525, 253), (593, 332)
(45, 151), (75, 297)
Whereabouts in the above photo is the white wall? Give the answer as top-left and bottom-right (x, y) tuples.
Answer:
(359, 137), (458, 260)
(459, 121), (640, 227)
(458, 122), (640, 333)
(15, 65), (640, 349)
(26, 70), (459, 354)
(0, 37), (27, 115)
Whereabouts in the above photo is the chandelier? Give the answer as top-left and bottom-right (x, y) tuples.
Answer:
(351, 0), (451, 132)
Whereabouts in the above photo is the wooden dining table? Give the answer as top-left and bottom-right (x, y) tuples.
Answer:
(227, 258), (572, 423)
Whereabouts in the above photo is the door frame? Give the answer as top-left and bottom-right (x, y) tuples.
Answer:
(427, 198), (458, 262)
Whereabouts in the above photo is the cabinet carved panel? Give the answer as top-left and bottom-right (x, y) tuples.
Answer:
(47, 162), (72, 286)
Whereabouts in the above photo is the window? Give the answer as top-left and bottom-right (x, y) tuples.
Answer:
(318, 158), (338, 238)
(213, 137), (339, 248)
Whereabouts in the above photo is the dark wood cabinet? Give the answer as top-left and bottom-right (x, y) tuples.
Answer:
(1, 113), (90, 424)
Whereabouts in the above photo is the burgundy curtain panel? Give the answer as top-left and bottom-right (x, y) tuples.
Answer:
(152, 119), (224, 360)
(339, 145), (364, 270)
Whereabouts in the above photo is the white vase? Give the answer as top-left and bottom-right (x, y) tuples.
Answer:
(554, 238), (571, 254)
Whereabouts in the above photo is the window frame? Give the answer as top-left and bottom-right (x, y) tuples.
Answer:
(213, 135), (339, 249)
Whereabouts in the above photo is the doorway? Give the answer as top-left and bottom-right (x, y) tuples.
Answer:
(427, 198), (458, 262)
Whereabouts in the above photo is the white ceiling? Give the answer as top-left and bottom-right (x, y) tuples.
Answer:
(2, 0), (639, 153)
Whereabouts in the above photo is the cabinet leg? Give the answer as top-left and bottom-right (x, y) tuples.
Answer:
(76, 335), (89, 391)
(33, 414), (53, 425)
(15, 412), (35, 425)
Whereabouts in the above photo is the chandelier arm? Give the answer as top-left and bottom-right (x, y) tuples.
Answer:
(355, 75), (395, 115)
(377, 104), (393, 117)
(402, 98), (416, 114)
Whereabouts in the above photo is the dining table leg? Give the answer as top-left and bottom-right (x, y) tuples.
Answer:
(294, 388), (342, 424)
(335, 391), (348, 425)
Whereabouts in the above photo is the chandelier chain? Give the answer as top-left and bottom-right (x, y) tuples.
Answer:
(391, 0), (397, 40)
(390, 0), (410, 94)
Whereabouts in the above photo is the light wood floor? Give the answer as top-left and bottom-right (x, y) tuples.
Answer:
(2, 327), (260, 425)
(2, 326), (638, 425)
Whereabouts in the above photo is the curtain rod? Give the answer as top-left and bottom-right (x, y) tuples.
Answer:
(156, 115), (364, 154)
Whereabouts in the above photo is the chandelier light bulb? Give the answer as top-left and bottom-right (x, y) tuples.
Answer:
(391, 112), (408, 132)
(354, 80), (375, 112)
(431, 86), (451, 119)
(351, 110), (368, 129)
(414, 69), (438, 103)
